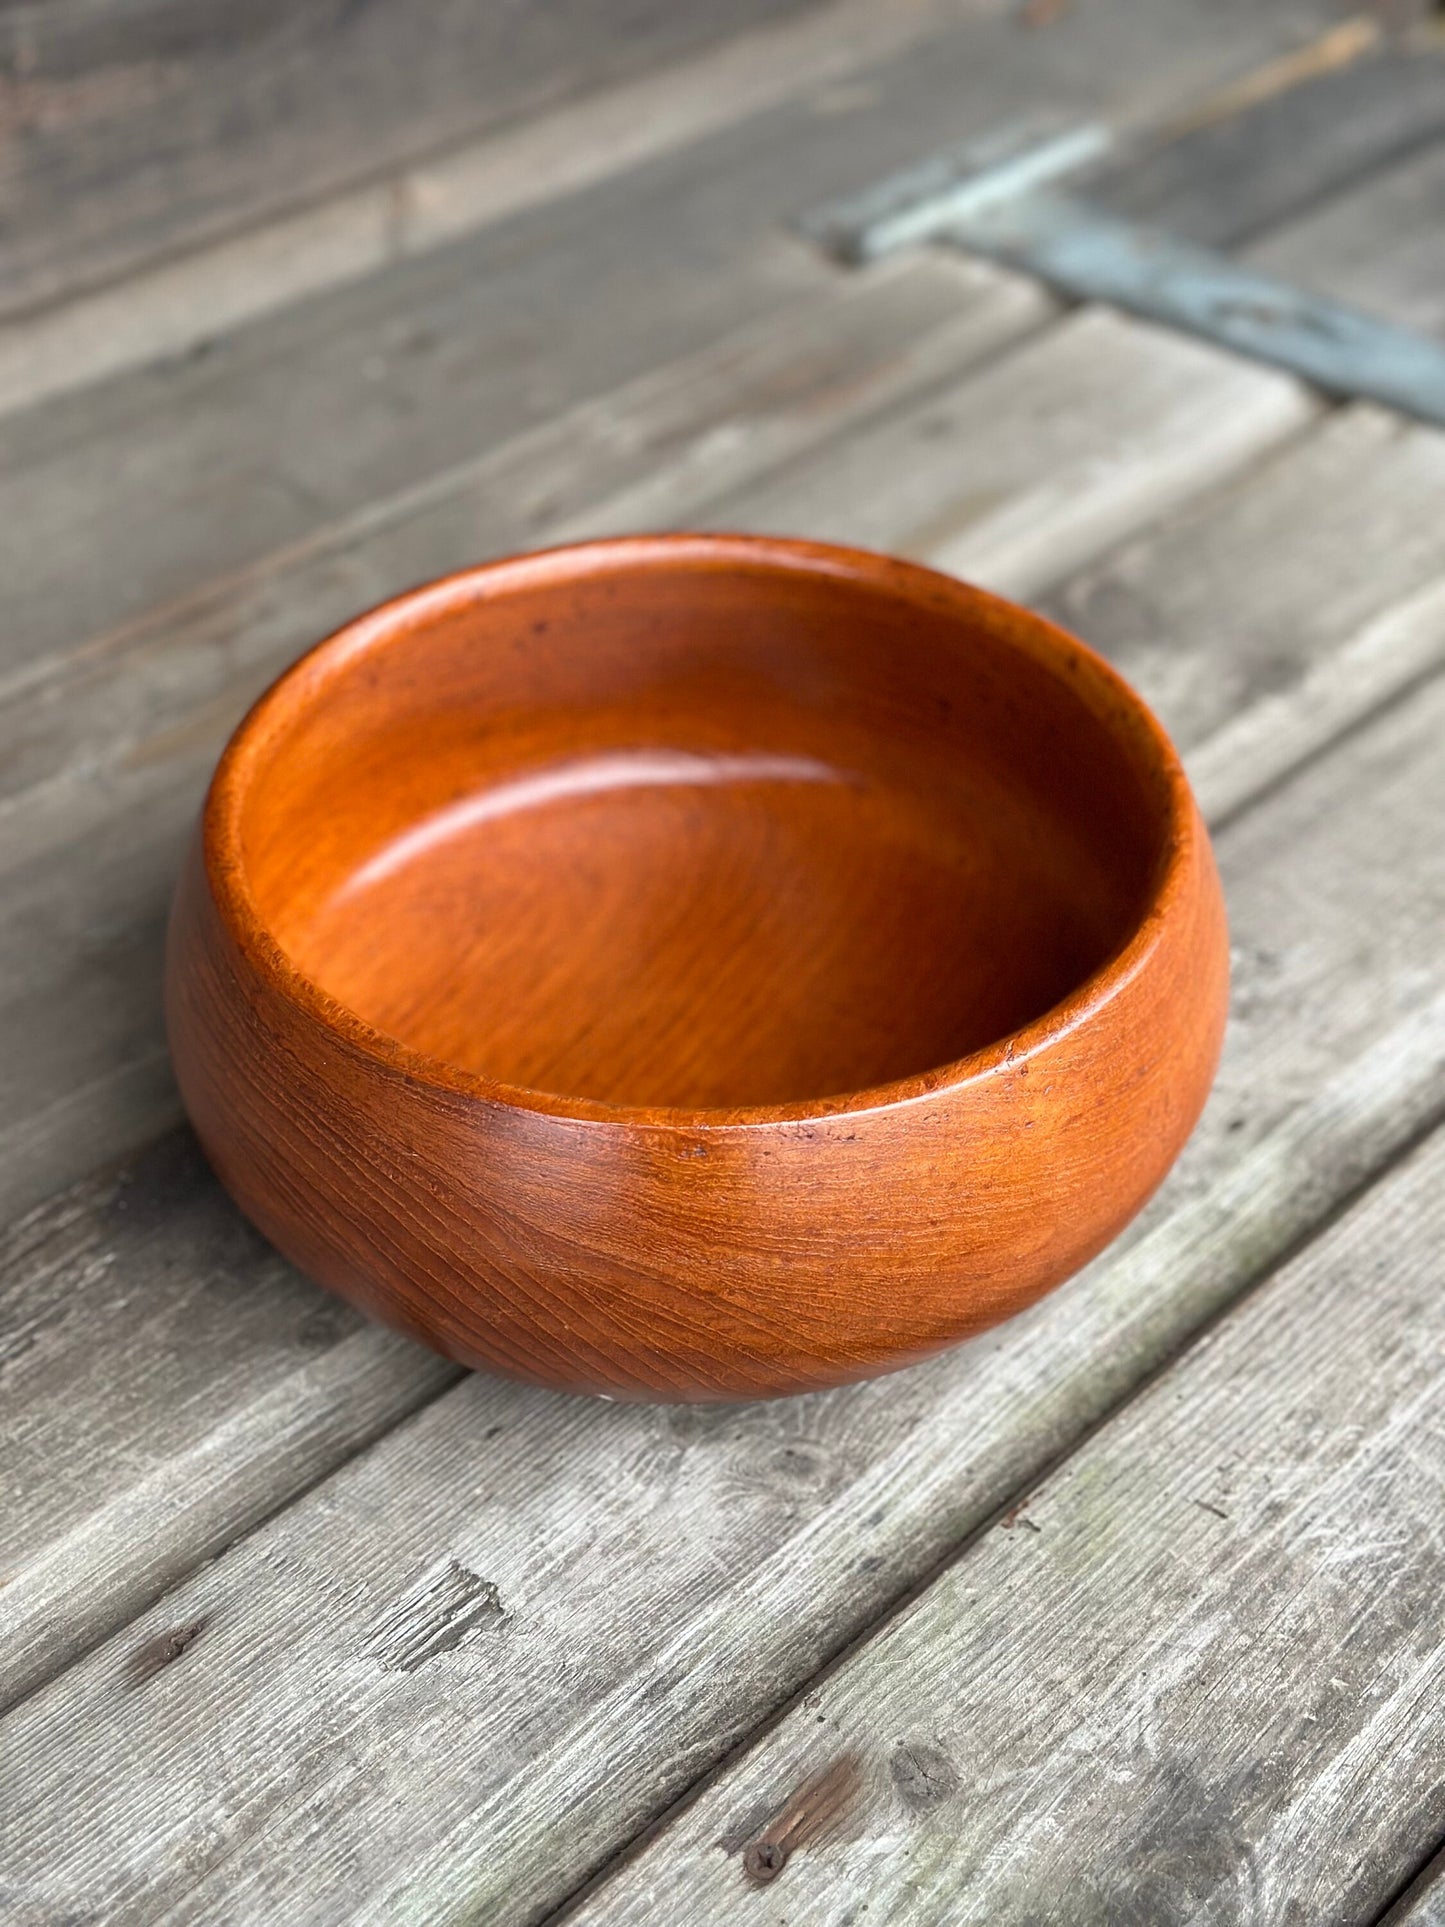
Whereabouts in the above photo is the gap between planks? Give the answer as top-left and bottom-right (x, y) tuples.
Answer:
(3, 668), (1444, 1921)
(1382, 1847), (1445, 1927)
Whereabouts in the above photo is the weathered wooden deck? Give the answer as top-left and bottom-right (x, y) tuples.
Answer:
(3, 3), (1445, 1921)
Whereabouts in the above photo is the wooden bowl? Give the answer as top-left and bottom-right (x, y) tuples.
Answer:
(166, 535), (1227, 1401)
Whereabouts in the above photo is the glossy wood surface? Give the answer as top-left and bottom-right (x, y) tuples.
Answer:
(165, 535), (1228, 1399)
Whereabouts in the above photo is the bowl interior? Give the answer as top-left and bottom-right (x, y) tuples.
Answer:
(233, 547), (1171, 1111)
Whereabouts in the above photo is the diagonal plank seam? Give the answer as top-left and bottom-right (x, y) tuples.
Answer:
(1377, 1841), (1445, 1925)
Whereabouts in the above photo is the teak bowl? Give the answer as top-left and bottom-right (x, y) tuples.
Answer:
(167, 535), (1227, 1401)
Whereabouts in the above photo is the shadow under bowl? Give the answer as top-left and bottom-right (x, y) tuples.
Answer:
(166, 534), (1228, 1400)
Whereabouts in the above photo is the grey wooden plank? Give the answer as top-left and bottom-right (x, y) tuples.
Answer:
(0, 0), (1344, 677)
(1090, 42), (1445, 250)
(0, 0), (821, 323)
(3, 673), (1443, 1921)
(0, 0), (984, 417)
(696, 305), (1314, 596)
(0, 0), (1347, 384)
(0, 254), (1050, 794)
(1042, 401), (1445, 800)
(0, 1136), (462, 1706)
(1386, 1851), (1445, 1926)
(574, 1123), (1445, 1927)
(0, 305), (1310, 1225)
(1247, 136), (1445, 340)
(0, 199), (826, 688)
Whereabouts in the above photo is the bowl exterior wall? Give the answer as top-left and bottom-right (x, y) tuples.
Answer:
(166, 797), (1228, 1402)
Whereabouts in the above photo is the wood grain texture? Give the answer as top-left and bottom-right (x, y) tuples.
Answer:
(0, 254), (1049, 799)
(0, 0), (823, 321)
(4, 675), (1443, 1920)
(167, 536), (1228, 1399)
(0, 0), (1345, 394)
(1045, 402), (1445, 811)
(5, 401), (1441, 1711)
(1247, 135), (1445, 338)
(1088, 42), (1445, 250)
(573, 1124), (1445, 1927)
(0, 303), (1305, 1227)
(703, 305), (1314, 597)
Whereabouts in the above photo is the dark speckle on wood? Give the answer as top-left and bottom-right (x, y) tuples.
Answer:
(889, 1740), (960, 1812)
(1000, 1496), (1042, 1532)
(366, 1559), (503, 1673)
(127, 1616), (209, 1686)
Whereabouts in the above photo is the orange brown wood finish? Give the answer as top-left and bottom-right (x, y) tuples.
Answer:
(165, 536), (1228, 1400)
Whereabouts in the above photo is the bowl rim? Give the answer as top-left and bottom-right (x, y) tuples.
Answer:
(201, 532), (1201, 1131)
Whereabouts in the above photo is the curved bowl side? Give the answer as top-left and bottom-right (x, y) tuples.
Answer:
(165, 785), (1228, 1402)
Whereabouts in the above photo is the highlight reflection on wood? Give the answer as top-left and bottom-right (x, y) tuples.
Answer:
(165, 535), (1228, 1400)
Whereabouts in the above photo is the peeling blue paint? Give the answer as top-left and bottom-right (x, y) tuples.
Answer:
(797, 120), (1113, 264)
(949, 189), (1445, 425)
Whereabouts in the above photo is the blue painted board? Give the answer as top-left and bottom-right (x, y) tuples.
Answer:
(949, 189), (1445, 426)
